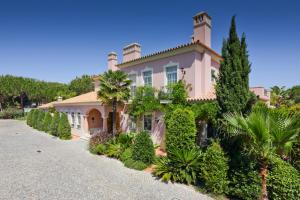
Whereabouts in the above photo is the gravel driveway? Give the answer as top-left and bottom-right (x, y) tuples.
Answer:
(0, 120), (212, 200)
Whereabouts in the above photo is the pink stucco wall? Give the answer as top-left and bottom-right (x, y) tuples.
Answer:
(250, 87), (271, 105)
(120, 50), (218, 99)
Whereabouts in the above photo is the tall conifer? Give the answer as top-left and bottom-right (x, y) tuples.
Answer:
(216, 16), (251, 115)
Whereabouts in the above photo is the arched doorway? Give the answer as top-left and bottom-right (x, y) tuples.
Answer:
(87, 109), (103, 134)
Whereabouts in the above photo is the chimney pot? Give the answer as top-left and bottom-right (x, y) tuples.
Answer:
(192, 12), (211, 47)
(107, 52), (118, 71)
(122, 43), (141, 63)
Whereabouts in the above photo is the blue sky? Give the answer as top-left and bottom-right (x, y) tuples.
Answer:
(0, 0), (299, 88)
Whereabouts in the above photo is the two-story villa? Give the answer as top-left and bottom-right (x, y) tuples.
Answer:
(39, 12), (270, 144)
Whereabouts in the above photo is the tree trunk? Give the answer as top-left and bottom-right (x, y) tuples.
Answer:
(112, 99), (117, 137)
(260, 165), (268, 200)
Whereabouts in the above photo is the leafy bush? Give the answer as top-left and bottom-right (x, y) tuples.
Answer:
(42, 112), (52, 133)
(120, 148), (133, 162)
(32, 109), (40, 129)
(37, 111), (45, 131)
(58, 113), (71, 139)
(123, 158), (148, 170)
(267, 156), (300, 200)
(106, 143), (123, 159)
(291, 143), (300, 171)
(153, 148), (201, 185)
(0, 107), (23, 119)
(228, 166), (261, 200)
(117, 133), (135, 149)
(200, 141), (229, 194)
(50, 112), (60, 136)
(132, 131), (155, 165)
(165, 108), (196, 154)
(88, 131), (112, 153)
(26, 109), (34, 126)
(92, 144), (107, 155)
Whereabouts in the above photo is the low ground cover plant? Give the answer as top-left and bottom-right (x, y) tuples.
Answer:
(0, 107), (24, 119)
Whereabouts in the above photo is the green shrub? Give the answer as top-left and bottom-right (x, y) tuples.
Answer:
(58, 113), (71, 139)
(42, 112), (52, 133)
(165, 108), (196, 154)
(88, 131), (112, 153)
(26, 109), (34, 126)
(200, 141), (229, 194)
(153, 148), (201, 185)
(36, 111), (45, 131)
(120, 148), (133, 162)
(32, 109), (40, 129)
(267, 156), (300, 200)
(50, 112), (60, 136)
(106, 143), (123, 159)
(117, 133), (134, 149)
(132, 131), (155, 165)
(0, 107), (23, 119)
(124, 158), (148, 170)
(92, 144), (107, 155)
(228, 167), (261, 200)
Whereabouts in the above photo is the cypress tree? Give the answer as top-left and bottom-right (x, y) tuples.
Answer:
(50, 112), (60, 136)
(216, 16), (251, 115)
(43, 112), (52, 133)
(37, 111), (45, 131)
(58, 113), (71, 140)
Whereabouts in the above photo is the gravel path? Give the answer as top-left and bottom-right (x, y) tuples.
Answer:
(0, 120), (212, 200)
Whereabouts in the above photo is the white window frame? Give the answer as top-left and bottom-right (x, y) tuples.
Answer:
(77, 112), (81, 129)
(163, 61), (179, 91)
(71, 112), (75, 128)
(211, 69), (216, 82)
(143, 113), (153, 132)
(128, 71), (138, 98)
(141, 67), (153, 87)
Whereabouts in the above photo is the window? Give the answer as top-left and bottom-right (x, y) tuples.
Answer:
(128, 74), (137, 97)
(264, 89), (268, 97)
(71, 112), (75, 128)
(143, 70), (152, 86)
(129, 116), (136, 131)
(77, 113), (81, 129)
(143, 114), (152, 132)
(166, 66), (177, 85)
(211, 69), (216, 82)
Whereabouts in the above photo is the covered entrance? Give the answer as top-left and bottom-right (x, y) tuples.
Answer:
(87, 109), (103, 135)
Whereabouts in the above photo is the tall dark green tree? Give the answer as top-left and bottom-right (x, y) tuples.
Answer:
(69, 75), (94, 96)
(216, 16), (251, 115)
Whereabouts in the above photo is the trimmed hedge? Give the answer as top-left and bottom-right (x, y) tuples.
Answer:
(200, 141), (229, 194)
(42, 112), (52, 133)
(165, 108), (196, 154)
(32, 109), (40, 129)
(50, 112), (60, 136)
(267, 156), (300, 200)
(58, 113), (71, 139)
(26, 109), (34, 126)
(132, 131), (155, 165)
(37, 111), (45, 131)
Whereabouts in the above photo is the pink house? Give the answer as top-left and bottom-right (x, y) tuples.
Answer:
(39, 12), (270, 143)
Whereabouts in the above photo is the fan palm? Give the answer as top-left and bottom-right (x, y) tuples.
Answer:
(97, 70), (131, 137)
(224, 108), (300, 200)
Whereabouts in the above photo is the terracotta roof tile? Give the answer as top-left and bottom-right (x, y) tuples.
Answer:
(117, 40), (222, 67)
(54, 91), (100, 106)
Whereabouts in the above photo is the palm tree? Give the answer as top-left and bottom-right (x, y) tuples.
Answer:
(97, 70), (131, 137)
(224, 108), (300, 200)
